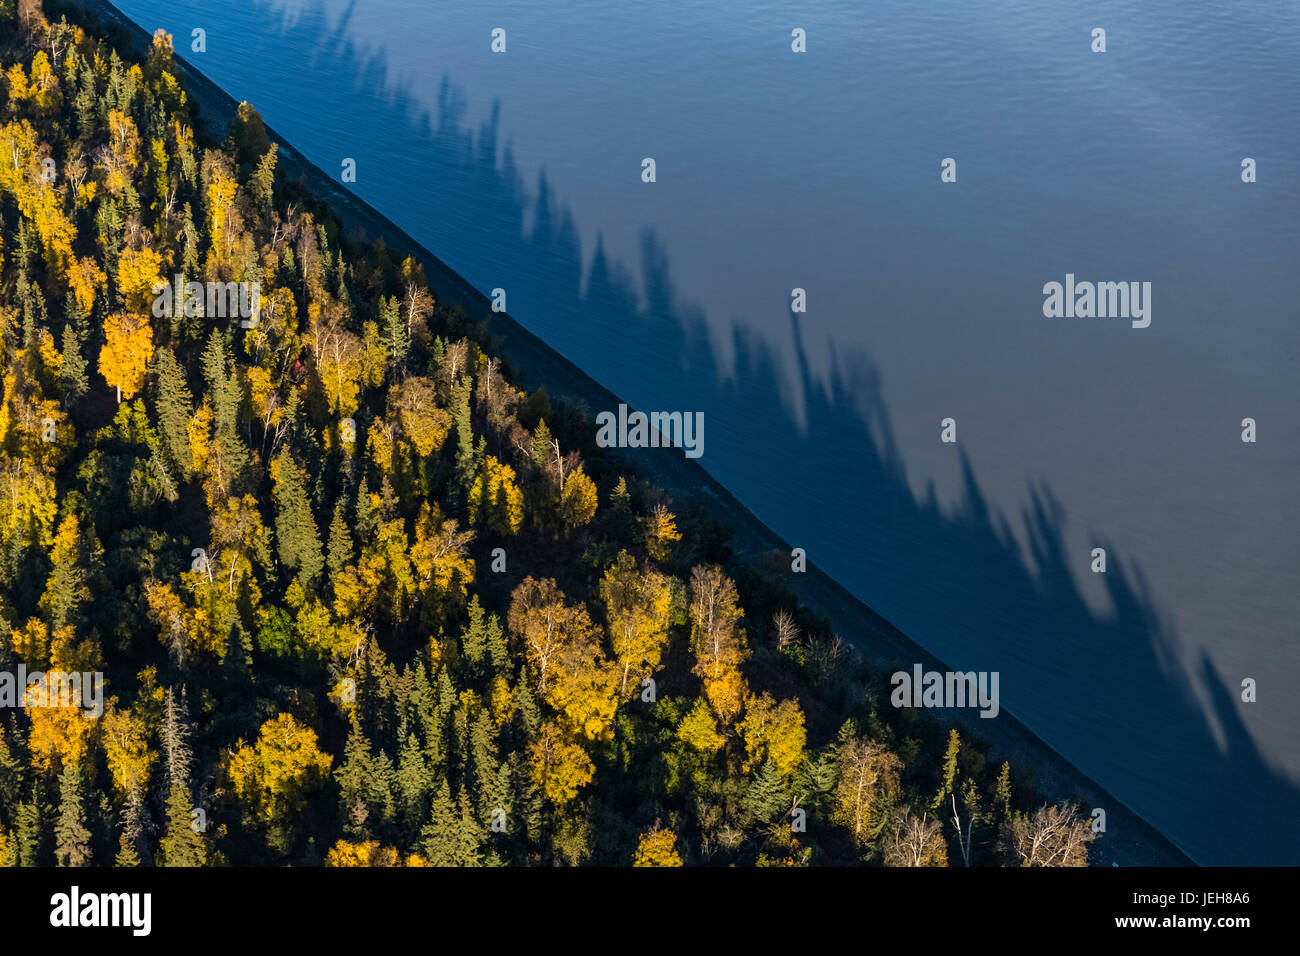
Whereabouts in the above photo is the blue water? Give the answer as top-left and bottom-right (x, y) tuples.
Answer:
(113, 0), (1300, 863)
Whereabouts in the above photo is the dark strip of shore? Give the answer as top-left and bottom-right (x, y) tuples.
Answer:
(69, 0), (1194, 867)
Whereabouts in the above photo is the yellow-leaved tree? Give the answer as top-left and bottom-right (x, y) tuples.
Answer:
(225, 713), (332, 832)
(832, 735), (903, 846)
(600, 550), (674, 697)
(98, 312), (153, 401)
(633, 827), (683, 867)
(737, 691), (807, 778)
(687, 565), (751, 724)
(116, 246), (165, 313)
(467, 455), (523, 534)
(528, 721), (594, 807)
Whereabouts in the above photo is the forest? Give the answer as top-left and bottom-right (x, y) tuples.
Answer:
(0, 0), (1096, 867)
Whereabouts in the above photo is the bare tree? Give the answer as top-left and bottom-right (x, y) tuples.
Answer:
(882, 806), (948, 867)
(807, 632), (844, 683)
(772, 609), (799, 651)
(951, 792), (974, 866)
(999, 802), (1095, 867)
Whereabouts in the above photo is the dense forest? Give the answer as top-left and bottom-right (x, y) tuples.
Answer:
(0, 0), (1096, 867)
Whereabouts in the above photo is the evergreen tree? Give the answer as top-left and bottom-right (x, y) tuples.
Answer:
(272, 449), (325, 587)
(159, 779), (206, 866)
(468, 708), (500, 821)
(460, 595), (488, 665)
(512, 672), (540, 739)
(354, 476), (376, 540)
(420, 780), (483, 866)
(395, 731), (430, 844)
(452, 378), (478, 498)
(60, 323), (89, 402)
(741, 759), (788, 823)
(336, 721), (374, 839)
(153, 347), (195, 478)
(75, 65), (98, 135)
(379, 294), (408, 376)
(993, 761), (1013, 822)
(485, 613), (508, 673)
(15, 792), (43, 867)
(54, 763), (92, 867)
(325, 501), (354, 589)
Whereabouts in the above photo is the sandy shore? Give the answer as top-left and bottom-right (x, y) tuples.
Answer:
(71, 0), (1193, 867)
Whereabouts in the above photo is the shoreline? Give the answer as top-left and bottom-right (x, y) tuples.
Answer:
(70, 0), (1194, 867)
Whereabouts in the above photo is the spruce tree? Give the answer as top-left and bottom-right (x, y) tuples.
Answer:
(741, 759), (788, 823)
(993, 761), (1013, 822)
(468, 708), (499, 820)
(420, 779), (482, 866)
(272, 449), (325, 587)
(326, 501), (354, 589)
(420, 777), (459, 865)
(336, 721), (374, 839)
(396, 731), (430, 844)
(452, 378), (477, 498)
(485, 613), (508, 673)
(512, 670), (540, 739)
(15, 792), (43, 867)
(460, 595), (488, 665)
(153, 347), (195, 478)
(159, 779), (206, 866)
(54, 763), (91, 867)
(379, 294), (408, 376)
(60, 323), (89, 402)
(354, 477), (375, 539)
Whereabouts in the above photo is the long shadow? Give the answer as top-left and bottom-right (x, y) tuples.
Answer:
(99, 0), (1299, 865)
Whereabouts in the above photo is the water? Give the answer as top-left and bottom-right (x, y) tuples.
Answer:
(112, 0), (1300, 863)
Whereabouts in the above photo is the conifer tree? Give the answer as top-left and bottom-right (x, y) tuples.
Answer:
(54, 763), (91, 867)
(512, 672), (540, 739)
(485, 613), (508, 673)
(158, 778), (206, 866)
(932, 729), (961, 812)
(741, 759), (787, 823)
(421, 778), (465, 866)
(395, 731), (430, 844)
(452, 378), (477, 497)
(60, 323), (88, 402)
(336, 720), (374, 839)
(272, 448), (324, 587)
(15, 791), (44, 867)
(153, 346), (194, 478)
(325, 500), (353, 588)
(354, 476), (375, 539)
(993, 761), (1013, 822)
(379, 294), (408, 376)
(460, 595), (488, 666)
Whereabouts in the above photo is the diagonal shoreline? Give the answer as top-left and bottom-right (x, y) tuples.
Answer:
(70, 0), (1194, 866)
